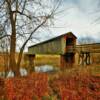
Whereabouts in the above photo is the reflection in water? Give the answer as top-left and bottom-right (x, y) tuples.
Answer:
(35, 65), (54, 72)
(0, 65), (59, 77)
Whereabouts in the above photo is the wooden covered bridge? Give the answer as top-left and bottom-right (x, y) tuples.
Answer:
(26, 32), (100, 68)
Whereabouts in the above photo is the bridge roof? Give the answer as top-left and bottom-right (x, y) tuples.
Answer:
(29, 32), (77, 48)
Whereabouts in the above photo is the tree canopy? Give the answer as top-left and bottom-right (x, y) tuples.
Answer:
(0, 0), (62, 76)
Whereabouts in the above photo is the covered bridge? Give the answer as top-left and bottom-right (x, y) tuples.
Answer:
(27, 32), (77, 68)
(26, 32), (100, 69)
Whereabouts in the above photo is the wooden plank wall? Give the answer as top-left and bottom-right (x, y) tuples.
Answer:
(75, 43), (100, 65)
(28, 38), (63, 54)
(76, 43), (100, 53)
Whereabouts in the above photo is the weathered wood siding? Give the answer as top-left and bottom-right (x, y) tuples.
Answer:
(75, 43), (100, 65)
(28, 32), (77, 55)
(28, 38), (63, 54)
(61, 37), (66, 54)
(76, 43), (100, 53)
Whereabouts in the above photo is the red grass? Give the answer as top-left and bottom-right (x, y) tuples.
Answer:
(5, 73), (48, 100)
(0, 68), (100, 100)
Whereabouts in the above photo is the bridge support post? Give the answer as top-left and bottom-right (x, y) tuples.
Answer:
(28, 54), (35, 73)
(60, 54), (66, 69)
(79, 52), (90, 66)
(60, 53), (74, 69)
(24, 54), (35, 73)
(86, 52), (90, 65)
(78, 52), (84, 65)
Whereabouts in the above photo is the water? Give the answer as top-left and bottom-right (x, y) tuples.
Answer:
(0, 68), (28, 78)
(35, 65), (54, 72)
(0, 65), (59, 77)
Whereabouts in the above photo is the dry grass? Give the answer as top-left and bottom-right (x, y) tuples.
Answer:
(34, 55), (100, 76)
(48, 64), (100, 83)
(34, 54), (60, 67)
(0, 54), (100, 77)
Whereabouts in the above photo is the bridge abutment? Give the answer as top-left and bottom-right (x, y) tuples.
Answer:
(60, 53), (75, 68)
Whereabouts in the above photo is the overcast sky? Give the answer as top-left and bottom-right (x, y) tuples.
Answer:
(36, 0), (100, 42)
(24, 0), (100, 52)
(26, 0), (100, 50)
(52, 0), (100, 39)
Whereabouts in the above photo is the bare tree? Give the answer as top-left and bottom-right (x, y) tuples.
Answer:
(0, 0), (62, 76)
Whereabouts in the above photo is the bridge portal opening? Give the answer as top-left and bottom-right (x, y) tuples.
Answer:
(65, 38), (75, 64)
(65, 37), (75, 53)
(66, 38), (74, 46)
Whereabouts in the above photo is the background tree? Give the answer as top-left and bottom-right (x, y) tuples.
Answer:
(0, 0), (62, 76)
(0, 24), (9, 77)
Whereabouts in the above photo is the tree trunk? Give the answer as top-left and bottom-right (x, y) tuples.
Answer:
(9, 34), (20, 76)
(9, 12), (20, 76)
(17, 49), (23, 72)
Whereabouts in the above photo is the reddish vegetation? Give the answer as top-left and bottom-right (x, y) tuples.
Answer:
(5, 73), (48, 100)
(0, 78), (5, 98)
(50, 74), (100, 100)
(0, 72), (100, 100)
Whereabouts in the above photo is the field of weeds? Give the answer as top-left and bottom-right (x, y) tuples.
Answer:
(0, 64), (100, 100)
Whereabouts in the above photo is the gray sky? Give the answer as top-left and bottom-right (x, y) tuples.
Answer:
(26, 0), (100, 51)
(38, 0), (100, 42)
(53, 0), (100, 39)
(1, 0), (100, 51)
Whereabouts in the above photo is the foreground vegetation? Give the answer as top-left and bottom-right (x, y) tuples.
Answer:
(0, 65), (100, 100)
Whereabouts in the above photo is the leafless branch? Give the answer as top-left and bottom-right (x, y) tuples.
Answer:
(0, 35), (10, 40)
(13, 10), (31, 19)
